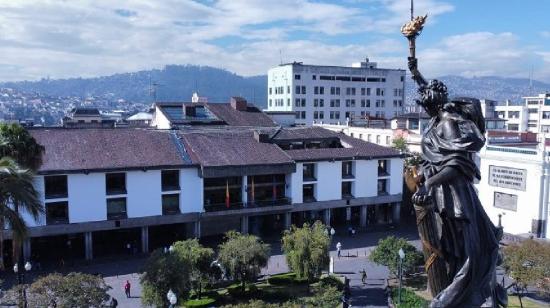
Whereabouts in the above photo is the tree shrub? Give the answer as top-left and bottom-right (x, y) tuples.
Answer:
(369, 236), (423, 276)
(319, 275), (345, 291)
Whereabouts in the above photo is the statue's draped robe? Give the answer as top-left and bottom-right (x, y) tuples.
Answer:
(421, 115), (502, 307)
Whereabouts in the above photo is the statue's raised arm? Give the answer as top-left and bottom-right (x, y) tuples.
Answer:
(401, 15), (428, 87)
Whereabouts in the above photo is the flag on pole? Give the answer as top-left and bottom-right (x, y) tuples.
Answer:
(225, 180), (230, 208)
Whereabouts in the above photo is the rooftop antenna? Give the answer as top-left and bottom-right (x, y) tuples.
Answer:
(411, 0), (414, 21)
(279, 49), (283, 65)
(528, 64), (534, 96)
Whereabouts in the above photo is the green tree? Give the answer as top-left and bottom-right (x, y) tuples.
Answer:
(172, 239), (215, 299)
(0, 124), (44, 270)
(369, 236), (423, 276)
(218, 231), (270, 292)
(27, 272), (110, 307)
(0, 123), (44, 171)
(504, 239), (550, 302)
(391, 136), (408, 153)
(140, 248), (192, 307)
(282, 221), (330, 281)
(0, 158), (43, 270)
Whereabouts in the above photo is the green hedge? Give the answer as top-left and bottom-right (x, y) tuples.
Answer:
(391, 287), (429, 308)
(319, 275), (345, 291)
(267, 272), (310, 286)
(183, 297), (216, 307)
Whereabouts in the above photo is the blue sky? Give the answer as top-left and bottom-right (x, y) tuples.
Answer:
(0, 0), (548, 81)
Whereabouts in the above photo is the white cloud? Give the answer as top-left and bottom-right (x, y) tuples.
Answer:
(0, 0), (548, 83)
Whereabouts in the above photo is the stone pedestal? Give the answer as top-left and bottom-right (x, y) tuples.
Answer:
(284, 212), (292, 229)
(194, 220), (201, 238)
(392, 202), (401, 224)
(346, 207), (352, 221)
(241, 216), (249, 234)
(323, 209), (331, 226)
(360, 205), (368, 228)
(84, 232), (93, 261)
(22, 239), (31, 262)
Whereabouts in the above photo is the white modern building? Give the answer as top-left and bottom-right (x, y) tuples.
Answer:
(475, 143), (549, 239)
(3, 126), (404, 265)
(494, 93), (550, 132)
(267, 59), (406, 125)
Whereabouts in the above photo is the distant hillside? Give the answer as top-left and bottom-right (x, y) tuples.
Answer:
(405, 75), (550, 104)
(0, 65), (267, 106)
(2, 65), (549, 109)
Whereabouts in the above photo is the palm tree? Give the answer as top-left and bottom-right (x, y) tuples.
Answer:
(0, 124), (44, 270)
(0, 158), (43, 270)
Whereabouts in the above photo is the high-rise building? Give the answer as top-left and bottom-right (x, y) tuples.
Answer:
(266, 59), (406, 125)
(494, 93), (550, 133)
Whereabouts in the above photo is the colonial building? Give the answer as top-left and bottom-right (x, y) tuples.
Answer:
(2, 126), (404, 265)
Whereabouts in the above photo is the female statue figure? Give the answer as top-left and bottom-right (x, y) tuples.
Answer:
(408, 56), (507, 307)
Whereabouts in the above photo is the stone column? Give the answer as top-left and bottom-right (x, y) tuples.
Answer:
(242, 175), (248, 206)
(360, 205), (368, 228)
(141, 226), (149, 253)
(84, 232), (93, 261)
(346, 206), (352, 222)
(376, 204), (384, 224)
(22, 238), (31, 262)
(323, 209), (331, 226)
(241, 216), (249, 234)
(392, 202), (401, 224)
(194, 220), (201, 239)
(284, 212), (292, 229)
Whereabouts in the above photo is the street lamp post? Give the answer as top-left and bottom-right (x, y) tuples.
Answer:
(398, 248), (405, 306)
(167, 289), (177, 308)
(13, 261), (32, 308)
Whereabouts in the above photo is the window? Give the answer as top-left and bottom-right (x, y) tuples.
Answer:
(287, 99), (290, 106)
(106, 173), (126, 195)
(528, 108), (538, 114)
(319, 99), (324, 107)
(162, 170), (180, 191)
(366, 88), (371, 95)
(303, 184), (316, 202)
(268, 99), (272, 107)
(319, 87), (324, 95)
(303, 163), (316, 181)
(162, 194), (180, 215)
(319, 111), (324, 119)
(342, 161), (353, 178)
(295, 86), (301, 94)
(378, 160), (389, 176)
(301, 99), (306, 107)
(269, 88), (272, 95)
(287, 86), (290, 94)
(314, 111), (319, 119)
(386, 136), (391, 145)
(295, 74), (301, 80)
(361, 88), (366, 96)
(508, 111), (520, 119)
(46, 201), (69, 225)
(377, 179), (387, 195)
(507, 124), (519, 131)
(314, 99), (319, 107)
(314, 86), (319, 95)
(312, 75), (316, 80)
(543, 112), (550, 119)
(107, 197), (127, 220)
(295, 98), (301, 107)
(302, 86), (306, 94)
(376, 135), (380, 144)
(45, 175), (68, 199)
(342, 182), (353, 198)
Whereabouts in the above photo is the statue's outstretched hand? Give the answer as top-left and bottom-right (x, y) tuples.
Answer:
(412, 184), (431, 206)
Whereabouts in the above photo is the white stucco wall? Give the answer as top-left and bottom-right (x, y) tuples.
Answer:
(354, 160), (378, 197)
(475, 148), (547, 235)
(315, 161), (342, 201)
(389, 158), (404, 195)
(68, 173), (107, 223)
(290, 163), (303, 204)
(181, 168), (203, 213)
(151, 106), (172, 129)
(126, 170), (162, 218)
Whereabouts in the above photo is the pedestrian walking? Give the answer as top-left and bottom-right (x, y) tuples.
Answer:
(351, 228), (356, 237)
(110, 297), (118, 308)
(124, 280), (131, 298)
(361, 268), (367, 284)
(336, 242), (342, 258)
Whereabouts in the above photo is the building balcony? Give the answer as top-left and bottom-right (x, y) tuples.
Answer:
(247, 197), (292, 208)
(204, 202), (244, 212)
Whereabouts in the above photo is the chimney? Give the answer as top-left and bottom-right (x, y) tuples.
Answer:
(254, 131), (270, 143)
(230, 97), (247, 111)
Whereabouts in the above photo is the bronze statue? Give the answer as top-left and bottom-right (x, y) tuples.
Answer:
(402, 11), (508, 308)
